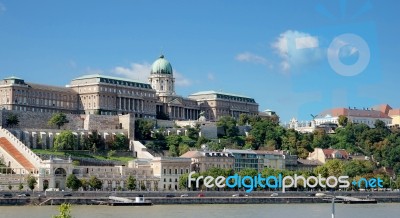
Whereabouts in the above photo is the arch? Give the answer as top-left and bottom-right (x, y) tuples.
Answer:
(54, 168), (67, 176)
(43, 180), (49, 191)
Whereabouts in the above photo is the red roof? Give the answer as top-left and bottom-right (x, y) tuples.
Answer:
(318, 107), (391, 119)
(322, 149), (349, 159)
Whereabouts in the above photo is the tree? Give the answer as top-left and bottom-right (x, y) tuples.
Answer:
(80, 179), (89, 191)
(126, 175), (136, 191)
(186, 126), (200, 140)
(48, 112), (69, 129)
(167, 135), (182, 157)
(18, 183), (23, 191)
(374, 119), (387, 130)
(27, 175), (37, 191)
(5, 113), (19, 128)
(134, 119), (154, 140)
(53, 130), (77, 151)
(66, 174), (82, 191)
(53, 203), (72, 218)
(338, 115), (348, 127)
(8, 183), (12, 190)
(178, 143), (190, 156)
(238, 114), (250, 126)
(88, 176), (102, 190)
(112, 134), (128, 150)
(217, 116), (239, 138)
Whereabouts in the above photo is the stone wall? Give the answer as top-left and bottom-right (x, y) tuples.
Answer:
(119, 114), (134, 139)
(8, 128), (127, 150)
(84, 114), (120, 130)
(0, 110), (84, 130)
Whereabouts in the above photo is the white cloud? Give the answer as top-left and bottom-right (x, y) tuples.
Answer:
(0, 3), (6, 13)
(112, 62), (192, 86)
(295, 36), (319, 49)
(272, 30), (323, 72)
(113, 62), (151, 82)
(174, 71), (191, 87)
(235, 52), (269, 65)
(235, 52), (274, 69)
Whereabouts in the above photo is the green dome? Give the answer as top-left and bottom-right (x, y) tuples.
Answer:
(151, 55), (173, 75)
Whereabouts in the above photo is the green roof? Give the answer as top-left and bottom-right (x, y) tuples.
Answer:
(189, 90), (252, 99)
(4, 76), (23, 80)
(72, 74), (149, 85)
(151, 55), (173, 75)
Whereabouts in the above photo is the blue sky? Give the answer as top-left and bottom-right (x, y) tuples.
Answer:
(0, 0), (399, 122)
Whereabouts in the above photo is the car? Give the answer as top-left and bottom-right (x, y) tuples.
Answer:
(63, 194), (72, 197)
(197, 193), (205, 197)
(315, 193), (326, 197)
(270, 193), (279, 197)
(17, 193), (31, 197)
(166, 194), (175, 198)
(232, 193), (248, 197)
(180, 194), (189, 197)
(2, 193), (12, 198)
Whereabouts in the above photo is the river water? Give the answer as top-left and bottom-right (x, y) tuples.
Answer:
(1, 203), (399, 218)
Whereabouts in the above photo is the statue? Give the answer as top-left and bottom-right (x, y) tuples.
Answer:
(198, 111), (206, 122)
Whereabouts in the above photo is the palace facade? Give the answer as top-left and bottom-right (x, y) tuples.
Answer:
(0, 55), (259, 121)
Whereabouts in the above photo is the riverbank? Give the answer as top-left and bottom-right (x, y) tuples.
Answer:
(1, 191), (400, 205)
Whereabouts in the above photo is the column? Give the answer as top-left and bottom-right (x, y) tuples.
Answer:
(141, 100), (144, 112)
(133, 99), (136, 112)
(119, 97), (122, 110)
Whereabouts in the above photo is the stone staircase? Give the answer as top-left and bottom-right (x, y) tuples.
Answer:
(0, 127), (42, 173)
(0, 137), (36, 171)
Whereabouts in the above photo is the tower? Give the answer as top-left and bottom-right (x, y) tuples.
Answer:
(148, 55), (175, 96)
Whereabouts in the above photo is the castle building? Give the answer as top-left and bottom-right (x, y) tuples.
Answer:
(0, 55), (259, 121)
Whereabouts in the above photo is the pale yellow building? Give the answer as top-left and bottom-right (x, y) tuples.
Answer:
(180, 150), (235, 172)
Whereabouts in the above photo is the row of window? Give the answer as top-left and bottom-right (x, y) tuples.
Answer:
(99, 78), (151, 89)
(216, 94), (256, 103)
(162, 168), (189, 175)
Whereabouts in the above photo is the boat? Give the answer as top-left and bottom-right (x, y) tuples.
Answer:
(107, 195), (153, 206)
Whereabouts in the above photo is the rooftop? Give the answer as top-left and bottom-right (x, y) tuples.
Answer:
(189, 90), (252, 99)
(72, 74), (149, 85)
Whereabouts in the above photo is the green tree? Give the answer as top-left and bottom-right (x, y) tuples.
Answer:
(238, 114), (250, 126)
(53, 203), (72, 218)
(8, 183), (12, 190)
(66, 174), (82, 191)
(5, 113), (19, 128)
(167, 135), (182, 157)
(88, 176), (102, 190)
(27, 175), (37, 191)
(112, 134), (128, 150)
(18, 183), (23, 190)
(53, 130), (77, 151)
(178, 143), (190, 156)
(80, 179), (89, 191)
(186, 126), (200, 140)
(126, 175), (136, 191)
(338, 115), (349, 127)
(48, 112), (69, 129)
(134, 119), (154, 140)
(217, 116), (239, 138)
